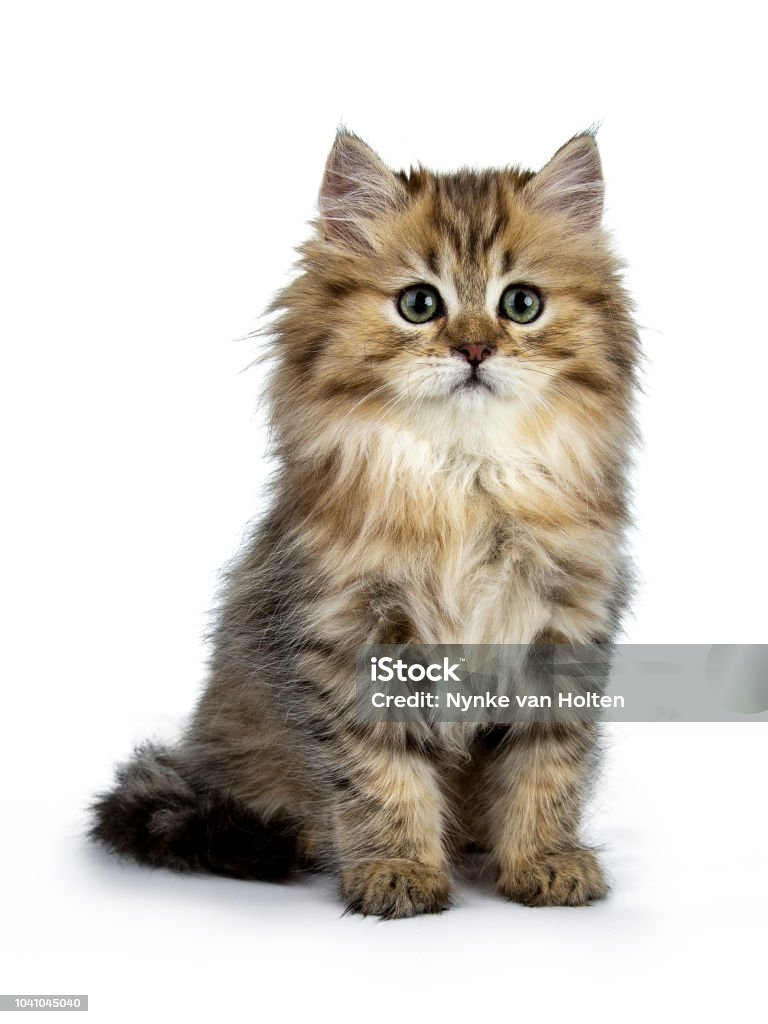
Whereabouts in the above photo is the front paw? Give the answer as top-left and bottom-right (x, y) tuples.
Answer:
(498, 849), (608, 907)
(341, 858), (452, 919)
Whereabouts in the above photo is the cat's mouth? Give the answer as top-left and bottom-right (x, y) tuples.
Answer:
(453, 369), (493, 395)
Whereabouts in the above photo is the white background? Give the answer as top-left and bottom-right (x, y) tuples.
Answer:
(1, 1), (766, 1021)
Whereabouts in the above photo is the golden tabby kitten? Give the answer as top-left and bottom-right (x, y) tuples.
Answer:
(91, 130), (638, 918)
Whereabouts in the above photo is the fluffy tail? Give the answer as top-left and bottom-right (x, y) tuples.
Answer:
(89, 743), (298, 880)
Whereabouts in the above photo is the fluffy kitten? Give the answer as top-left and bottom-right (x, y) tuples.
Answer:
(90, 130), (638, 918)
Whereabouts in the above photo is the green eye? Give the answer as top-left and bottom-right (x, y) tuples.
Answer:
(500, 285), (543, 324)
(398, 284), (442, 324)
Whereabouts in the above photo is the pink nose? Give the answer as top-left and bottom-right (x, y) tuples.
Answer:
(456, 343), (493, 366)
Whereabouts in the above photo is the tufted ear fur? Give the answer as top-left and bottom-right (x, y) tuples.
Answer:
(524, 133), (604, 231)
(318, 130), (407, 251)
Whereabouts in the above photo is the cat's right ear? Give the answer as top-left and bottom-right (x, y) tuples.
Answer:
(319, 131), (407, 251)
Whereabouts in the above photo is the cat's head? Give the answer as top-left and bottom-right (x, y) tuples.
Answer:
(271, 130), (636, 454)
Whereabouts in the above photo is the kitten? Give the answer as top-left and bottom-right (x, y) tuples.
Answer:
(90, 130), (638, 918)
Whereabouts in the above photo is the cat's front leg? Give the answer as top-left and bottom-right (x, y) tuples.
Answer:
(332, 733), (452, 919)
(482, 722), (608, 907)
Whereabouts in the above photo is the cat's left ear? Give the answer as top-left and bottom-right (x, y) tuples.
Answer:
(319, 130), (407, 251)
(523, 133), (604, 231)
